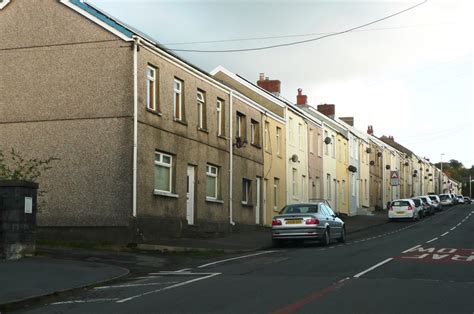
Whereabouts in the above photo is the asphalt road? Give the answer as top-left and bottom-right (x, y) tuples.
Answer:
(19, 204), (474, 314)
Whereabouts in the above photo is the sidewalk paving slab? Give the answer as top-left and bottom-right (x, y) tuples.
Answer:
(0, 256), (129, 308)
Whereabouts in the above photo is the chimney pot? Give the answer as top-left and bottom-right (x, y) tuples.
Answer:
(259, 73), (264, 81)
(296, 88), (308, 105)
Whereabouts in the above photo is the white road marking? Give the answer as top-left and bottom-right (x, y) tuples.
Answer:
(148, 271), (217, 276)
(456, 223), (461, 226)
(94, 282), (179, 289)
(441, 232), (449, 237)
(426, 237), (438, 244)
(354, 258), (393, 278)
(116, 272), (221, 303)
(176, 268), (191, 272)
(51, 298), (119, 305)
(402, 245), (421, 253)
(197, 251), (276, 269)
(450, 227), (456, 231)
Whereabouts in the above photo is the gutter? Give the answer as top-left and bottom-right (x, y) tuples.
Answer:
(229, 90), (235, 226)
(132, 37), (139, 217)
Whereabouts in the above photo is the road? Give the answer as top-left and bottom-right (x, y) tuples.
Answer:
(20, 204), (474, 314)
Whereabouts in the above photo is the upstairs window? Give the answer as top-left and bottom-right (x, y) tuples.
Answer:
(251, 119), (260, 146)
(146, 65), (158, 111)
(173, 78), (184, 121)
(197, 90), (207, 130)
(276, 127), (282, 156)
(236, 112), (246, 140)
(242, 179), (252, 205)
(216, 99), (225, 136)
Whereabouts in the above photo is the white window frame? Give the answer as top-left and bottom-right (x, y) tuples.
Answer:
(292, 168), (298, 199)
(273, 178), (279, 210)
(154, 151), (172, 193)
(146, 66), (156, 111)
(242, 179), (251, 205)
(217, 99), (223, 136)
(276, 127), (281, 155)
(251, 121), (256, 145)
(173, 78), (183, 120)
(237, 114), (242, 138)
(197, 91), (205, 129)
(206, 164), (218, 200)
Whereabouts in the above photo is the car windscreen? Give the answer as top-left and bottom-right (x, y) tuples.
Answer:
(412, 199), (421, 206)
(392, 201), (409, 207)
(280, 205), (319, 214)
(429, 196), (437, 201)
(439, 195), (449, 200)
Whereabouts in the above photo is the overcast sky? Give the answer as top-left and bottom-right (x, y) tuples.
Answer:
(90, 0), (473, 167)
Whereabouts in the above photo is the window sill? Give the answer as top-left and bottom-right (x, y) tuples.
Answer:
(217, 135), (228, 140)
(206, 197), (224, 204)
(154, 190), (179, 198)
(251, 144), (262, 149)
(198, 127), (209, 133)
(146, 109), (162, 116)
(241, 202), (254, 207)
(174, 119), (188, 126)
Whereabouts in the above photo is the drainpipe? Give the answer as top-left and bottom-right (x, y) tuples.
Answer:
(132, 37), (139, 217)
(229, 90), (235, 226)
(381, 148), (386, 208)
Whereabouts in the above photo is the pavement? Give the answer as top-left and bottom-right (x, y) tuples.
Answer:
(0, 210), (388, 310)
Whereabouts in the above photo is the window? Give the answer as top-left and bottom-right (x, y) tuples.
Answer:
(251, 120), (260, 146)
(216, 99), (224, 136)
(292, 168), (298, 198)
(173, 78), (184, 121)
(289, 117), (293, 144)
(236, 112), (246, 139)
(331, 135), (336, 158)
(309, 129), (314, 154)
(263, 121), (269, 150)
(154, 152), (172, 193)
(298, 123), (303, 150)
(242, 179), (251, 204)
(317, 132), (322, 157)
(276, 127), (282, 155)
(301, 175), (306, 200)
(206, 164), (218, 199)
(146, 65), (158, 111)
(197, 90), (206, 129)
(273, 178), (279, 210)
(324, 130), (329, 155)
(326, 174), (331, 200)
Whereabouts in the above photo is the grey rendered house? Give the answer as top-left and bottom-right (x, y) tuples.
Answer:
(0, 0), (263, 242)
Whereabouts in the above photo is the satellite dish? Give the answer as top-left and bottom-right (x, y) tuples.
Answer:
(324, 137), (331, 144)
(291, 154), (299, 162)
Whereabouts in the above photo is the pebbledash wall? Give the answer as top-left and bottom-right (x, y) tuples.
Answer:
(0, 0), (264, 242)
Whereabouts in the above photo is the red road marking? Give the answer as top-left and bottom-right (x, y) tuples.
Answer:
(272, 278), (350, 314)
(395, 247), (474, 264)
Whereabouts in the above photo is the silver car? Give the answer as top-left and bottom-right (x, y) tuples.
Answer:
(439, 194), (453, 206)
(271, 202), (345, 247)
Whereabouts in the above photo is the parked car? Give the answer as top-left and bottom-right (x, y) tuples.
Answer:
(411, 198), (425, 218)
(388, 199), (420, 221)
(271, 202), (345, 247)
(420, 196), (435, 215)
(457, 195), (465, 204)
(464, 197), (472, 204)
(439, 194), (453, 206)
(428, 195), (442, 211)
(451, 194), (459, 205)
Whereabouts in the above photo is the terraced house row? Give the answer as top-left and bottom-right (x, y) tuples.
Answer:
(0, 0), (461, 242)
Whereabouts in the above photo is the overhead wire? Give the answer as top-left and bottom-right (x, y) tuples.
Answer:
(166, 0), (428, 53)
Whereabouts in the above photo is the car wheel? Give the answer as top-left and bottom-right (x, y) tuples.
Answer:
(321, 229), (330, 246)
(338, 227), (346, 243)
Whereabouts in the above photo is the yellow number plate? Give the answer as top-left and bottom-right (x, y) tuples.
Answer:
(286, 220), (302, 224)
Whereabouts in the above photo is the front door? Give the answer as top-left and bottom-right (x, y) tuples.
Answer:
(255, 177), (261, 224)
(186, 166), (195, 225)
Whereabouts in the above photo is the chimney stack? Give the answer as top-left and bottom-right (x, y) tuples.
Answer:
(296, 88), (308, 105)
(317, 104), (335, 119)
(339, 117), (354, 126)
(367, 125), (374, 135)
(257, 73), (281, 97)
(388, 135), (394, 141)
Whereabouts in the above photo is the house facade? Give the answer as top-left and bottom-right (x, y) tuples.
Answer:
(0, 0), (266, 241)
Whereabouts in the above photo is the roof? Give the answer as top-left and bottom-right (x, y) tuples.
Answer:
(64, 0), (220, 85)
(379, 135), (414, 158)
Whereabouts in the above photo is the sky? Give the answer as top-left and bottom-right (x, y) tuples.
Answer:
(90, 0), (473, 168)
